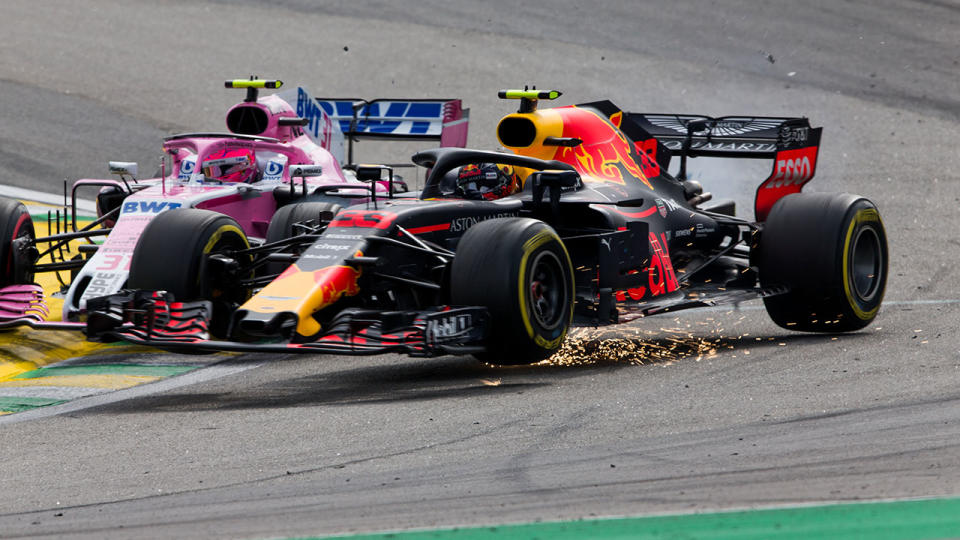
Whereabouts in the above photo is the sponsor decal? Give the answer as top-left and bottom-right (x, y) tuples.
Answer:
(780, 125), (809, 144)
(275, 87), (345, 163)
(80, 271), (126, 301)
(296, 88), (336, 150)
(656, 199), (668, 217)
(425, 312), (473, 344)
(754, 129), (821, 222)
(121, 201), (182, 214)
(695, 222), (717, 237)
(307, 242), (358, 252)
(261, 158), (287, 182)
(766, 153), (813, 188)
(177, 156), (197, 182)
(675, 228), (693, 238)
(662, 140), (778, 153)
(448, 212), (519, 233)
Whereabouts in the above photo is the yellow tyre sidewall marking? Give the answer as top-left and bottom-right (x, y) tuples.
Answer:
(517, 229), (574, 350)
(842, 207), (883, 321)
(202, 224), (248, 255)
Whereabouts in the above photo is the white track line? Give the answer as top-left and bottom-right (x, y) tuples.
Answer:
(0, 185), (96, 213)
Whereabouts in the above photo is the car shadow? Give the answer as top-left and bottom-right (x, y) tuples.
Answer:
(89, 327), (872, 414)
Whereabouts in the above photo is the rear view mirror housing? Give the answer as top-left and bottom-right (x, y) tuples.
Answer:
(108, 161), (138, 178)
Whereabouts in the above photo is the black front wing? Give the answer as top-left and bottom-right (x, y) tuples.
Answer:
(84, 291), (490, 357)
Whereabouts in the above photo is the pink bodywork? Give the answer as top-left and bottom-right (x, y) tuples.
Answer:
(60, 91), (381, 319)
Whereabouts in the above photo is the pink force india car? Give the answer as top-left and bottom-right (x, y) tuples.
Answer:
(0, 78), (468, 330)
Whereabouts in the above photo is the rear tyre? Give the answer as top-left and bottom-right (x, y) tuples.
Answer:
(0, 198), (37, 287)
(128, 209), (251, 336)
(451, 218), (574, 364)
(757, 192), (887, 332)
(264, 202), (342, 275)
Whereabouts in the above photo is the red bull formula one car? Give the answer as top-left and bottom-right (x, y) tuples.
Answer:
(27, 90), (886, 364)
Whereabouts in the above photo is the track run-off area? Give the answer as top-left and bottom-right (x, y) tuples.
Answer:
(1, 1), (959, 538)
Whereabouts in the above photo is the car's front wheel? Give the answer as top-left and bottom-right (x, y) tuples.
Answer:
(451, 218), (574, 364)
(129, 208), (251, 336)
(0, 197), (37, 287)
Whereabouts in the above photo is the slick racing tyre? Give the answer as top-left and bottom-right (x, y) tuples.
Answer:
(757, 192), (887, 332)
(266, 202), (341, 242)
(0, 198), (37, 287)
(129, 209), (251, 336)
(452, 218), (574, 364)
(265, 202), (342, 275)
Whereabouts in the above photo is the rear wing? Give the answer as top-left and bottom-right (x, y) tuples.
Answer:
(626, 113), (822, 221)
(626, 114), (816, 159)
(316, 98), (469, 164)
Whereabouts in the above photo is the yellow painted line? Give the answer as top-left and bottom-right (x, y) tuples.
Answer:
(0, 202), (114, 378)
(0, 360), (39, 380)
(0, 374), (160, 389)
(0, 411), (11, 416)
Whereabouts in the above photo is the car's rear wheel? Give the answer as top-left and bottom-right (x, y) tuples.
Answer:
(757, 192), (887, 332)
(451, 218), (574, 364)
(0, 198), (37, 287)
(128, 208), (251, 336)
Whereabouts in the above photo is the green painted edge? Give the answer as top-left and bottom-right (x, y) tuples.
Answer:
(296, 496), (960, 540)
(11, 364), (200, 380)
(0, 396), (66, 413)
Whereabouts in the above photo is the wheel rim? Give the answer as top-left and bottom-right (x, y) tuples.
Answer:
(850, 225), (882, 302)
(527, 250), (567, 331)
(8, 215), (36, 284)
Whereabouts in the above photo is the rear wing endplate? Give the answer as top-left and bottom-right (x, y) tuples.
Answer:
(316, 98), (470, 164)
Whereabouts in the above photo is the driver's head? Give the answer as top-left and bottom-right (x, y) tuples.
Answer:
(456, 163), (520, 200)
(202, 148), (258, 183)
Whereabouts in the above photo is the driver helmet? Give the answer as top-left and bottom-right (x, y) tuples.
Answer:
(201, 148), (258, 183)
(456, 163), (520, 200)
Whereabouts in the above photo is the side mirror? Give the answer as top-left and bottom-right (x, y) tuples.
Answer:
(289, 164), (323, 177)
(288, 164), (323, 199)
(108, 161), (138, 178)
(278, 117), (309, 127)
(355, 166), (382, 182)
(530, 169), (581, 214)
(532, 169), (581, 188)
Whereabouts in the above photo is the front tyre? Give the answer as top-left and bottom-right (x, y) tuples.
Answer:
(128, 209), (251, 336)
(0, 198), (37, 287)
(451, 218), (574, 364)
(757, 192), (888, 332)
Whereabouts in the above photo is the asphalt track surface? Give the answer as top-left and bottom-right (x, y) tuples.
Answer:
(0, 1), (958, 538)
